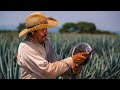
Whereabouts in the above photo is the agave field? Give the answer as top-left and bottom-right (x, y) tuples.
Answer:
(0, 32), (120, 79)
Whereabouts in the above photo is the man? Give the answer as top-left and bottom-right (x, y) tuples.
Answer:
(17, 12), (89, 79)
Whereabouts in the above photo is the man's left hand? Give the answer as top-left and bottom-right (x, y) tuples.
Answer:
(72, 63), (83, 77)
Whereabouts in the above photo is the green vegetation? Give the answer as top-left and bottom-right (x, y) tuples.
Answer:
(17, 23), (26, 33)
(0, 31), (120, 79)
(0, 32), (20, 79)
(59, 22), (116, 35)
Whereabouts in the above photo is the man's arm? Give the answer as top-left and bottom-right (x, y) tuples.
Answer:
(18, 43), (74, 79)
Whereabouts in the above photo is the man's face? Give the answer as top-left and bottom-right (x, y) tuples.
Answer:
(32, 28), (48, 44)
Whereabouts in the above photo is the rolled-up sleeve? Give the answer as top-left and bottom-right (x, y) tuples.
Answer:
(20, 44), (73, 79)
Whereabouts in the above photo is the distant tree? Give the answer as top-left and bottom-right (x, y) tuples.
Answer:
(76, 22), (96, 33)
(17, 23), (26, 32)
(59, 21), (116, 35)
(59, 22), (77, 33)
(59, 22), (97, 33)
(93, 29), (116, 35)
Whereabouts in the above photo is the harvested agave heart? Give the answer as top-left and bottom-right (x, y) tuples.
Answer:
(72, 42), (93, 65)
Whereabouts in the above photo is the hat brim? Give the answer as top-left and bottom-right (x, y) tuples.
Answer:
(19, 17), (58, 37)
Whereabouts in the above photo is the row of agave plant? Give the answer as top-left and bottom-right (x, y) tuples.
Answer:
(0, 32), (120, 79)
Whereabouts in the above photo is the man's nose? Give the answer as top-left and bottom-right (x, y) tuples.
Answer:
(44, 28), (48, 34)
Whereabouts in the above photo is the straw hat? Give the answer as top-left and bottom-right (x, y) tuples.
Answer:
(19, 12), (58, 37)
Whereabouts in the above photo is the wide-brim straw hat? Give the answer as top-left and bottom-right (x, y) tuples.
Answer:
(19, 12), (58, 37)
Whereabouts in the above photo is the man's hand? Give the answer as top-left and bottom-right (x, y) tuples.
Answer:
(71, 52), (89, 78)
(72, 63), (83, 76)
(72, 52), (89, 65)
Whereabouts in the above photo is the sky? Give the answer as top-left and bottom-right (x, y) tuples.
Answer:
(0, 11), (120, 32)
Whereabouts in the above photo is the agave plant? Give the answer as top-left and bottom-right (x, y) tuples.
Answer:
(0, 32), (120, 79)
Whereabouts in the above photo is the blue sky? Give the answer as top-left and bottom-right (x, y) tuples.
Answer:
(0, 11), (120, 32)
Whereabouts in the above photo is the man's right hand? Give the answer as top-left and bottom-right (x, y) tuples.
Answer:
(71, 52), (89, 65)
